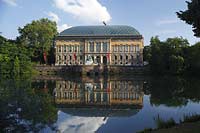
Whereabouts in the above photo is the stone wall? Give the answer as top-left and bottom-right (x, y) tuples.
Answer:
(34, 65), (149, 75)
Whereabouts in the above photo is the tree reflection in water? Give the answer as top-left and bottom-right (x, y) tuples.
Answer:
(0, 76), (57, 132)
(145, 76), (200, 107)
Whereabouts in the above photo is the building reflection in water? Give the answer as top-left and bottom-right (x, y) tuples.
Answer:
(54, 77), (144, 109)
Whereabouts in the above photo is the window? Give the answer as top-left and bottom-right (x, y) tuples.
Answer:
(74, 45), (77, 52)
(58, 46), (61, 52)
(126, 55), (128, 60)
(80, 55), (83, 60)
(71, 45), (74, 52)
(64, 55), (67, 60)
(80, 45), (83, 52)
(120, 55), (123, 60)
(115, 55), (117, 60)
(130, 45), (134, 52)
(125, 45), (128, 52)
(114, 45), (118, 52)
(64, 45), (66, 52)
(89, 42), (94, 52)
(69, 45), (72, 52)
(103, 42), (107, 52)
(122, 45), (125, 52)
(96, 42), (101, 52)
(58, 55), (61, 60)
(136, 45), (140, 52)
(119, 45), (122, 52)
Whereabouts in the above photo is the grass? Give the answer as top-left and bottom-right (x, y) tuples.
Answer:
(137, 128), (153, 133)
(138, 114), (200, 132)
(156, 117), (176, 129)
(181, 114), (200, 123)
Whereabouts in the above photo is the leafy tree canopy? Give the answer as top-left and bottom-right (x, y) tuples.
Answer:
(18, 18), (57, 63)
(177, 0), (200, 37)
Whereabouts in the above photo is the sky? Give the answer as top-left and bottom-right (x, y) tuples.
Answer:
(0, 0), (199, 45)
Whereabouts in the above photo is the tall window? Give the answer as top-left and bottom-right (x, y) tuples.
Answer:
(96, 42), (101, 52)
(120, 55), (123, 60)
(126, 55), (128, 60)
(89, 42), (94, 52)
(74, 45), (77, 52)
(130, 45), (134, 52)
(80, 55), (83, 60)
(122, 45), (125, 52)
(119, 45), (123, 52)
(115, 55), (117, 60)
(114, 45), (118, 52)
(80, 45), (83, 52)
(71, 45), (74, 52)
(125, 45), (128, 52)
(103, 42), (107, 52)
(69, 45), (72, 52)
(64, 45), (66, 52)
(58, 46), (61, 52)
(136, 45), (140, 52)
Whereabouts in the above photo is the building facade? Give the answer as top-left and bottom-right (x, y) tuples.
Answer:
(55, 25), (144, 66)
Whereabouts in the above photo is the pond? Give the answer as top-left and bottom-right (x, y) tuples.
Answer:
(0, 75), (200, 132)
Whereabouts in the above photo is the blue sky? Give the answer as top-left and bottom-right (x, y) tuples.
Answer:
(0, 0), (199, 45)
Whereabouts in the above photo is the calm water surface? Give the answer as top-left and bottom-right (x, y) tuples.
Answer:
(1, 75), (200, 133)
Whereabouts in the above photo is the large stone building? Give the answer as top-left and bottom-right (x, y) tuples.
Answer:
(55, 25), (144, 66)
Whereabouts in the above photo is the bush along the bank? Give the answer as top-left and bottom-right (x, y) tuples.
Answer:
(0, 36), (32, 75)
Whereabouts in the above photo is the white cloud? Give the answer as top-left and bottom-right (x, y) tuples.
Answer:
(156, 19), (179, 26)
(46, 11), (71, 32)
(58, 24), (71, 32)
(2, 0), (17, 6)
(48, 11), (60, 23)
(53, 0), (111, 23)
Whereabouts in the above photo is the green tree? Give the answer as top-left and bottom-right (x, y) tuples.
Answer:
(185, 42), (200, 74)
(18, 18), (57, 64)
(0, 35), (32, 75)
(143, 45), (151, 62)
(177, 0), (200, 37)
(149, 36), (164, 74)
(169, 55), (184, 74)
(13, 56), (20, 76)
(148, 36), (189, 74)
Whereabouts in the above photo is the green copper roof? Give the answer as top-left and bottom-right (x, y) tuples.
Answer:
(59, 25), (141, 36)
